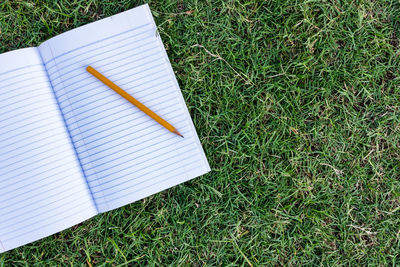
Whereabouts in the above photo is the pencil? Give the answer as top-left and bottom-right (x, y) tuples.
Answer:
(86, 66), (183, 138)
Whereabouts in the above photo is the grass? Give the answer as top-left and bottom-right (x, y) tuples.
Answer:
(1, 0), (400, 265)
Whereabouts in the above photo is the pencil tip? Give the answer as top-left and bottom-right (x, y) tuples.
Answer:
(173, 129), (184, 138)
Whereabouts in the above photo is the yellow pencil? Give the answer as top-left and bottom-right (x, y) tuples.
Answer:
(86, 66), (183, 138)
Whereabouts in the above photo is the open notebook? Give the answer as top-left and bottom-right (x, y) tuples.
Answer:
(0, 4), (210, 253)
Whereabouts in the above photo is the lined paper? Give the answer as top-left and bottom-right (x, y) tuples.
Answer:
(0, 48), (96, 253)
(39, 4), (210, 212)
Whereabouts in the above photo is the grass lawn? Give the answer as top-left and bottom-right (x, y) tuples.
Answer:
(1, 0), (400, 265)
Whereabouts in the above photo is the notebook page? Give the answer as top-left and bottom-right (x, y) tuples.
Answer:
(39, 4), (210, 212)
(0, 48), (96, 253)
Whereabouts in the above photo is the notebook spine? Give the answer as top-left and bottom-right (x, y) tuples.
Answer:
(37, 47), (100, 213)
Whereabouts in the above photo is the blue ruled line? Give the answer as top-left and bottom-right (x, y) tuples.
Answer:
(0, 64), (41, 78)
(56, 59), (166, 104)
(0, 164), (79, 199)
(46, 26), (153, 73)
(0, 69), (45, 89)
(44, 23), (151, 66)
(0, 146), (73, 179)
(95, 158), (199, 203)
(86, 125), (188, 173)
(50, 41), (158, 87)
(0, 187), (88, 224)
(0, 174), (80, 210)
(85, 123), (186, 181)
(63, 81), (172, 118)
(3, 202), (92, 241)
(0, 126), (61, 151)
(91, 147), (195, 192)
(67, 87), (176, 133)
(74, 108), (181, 150)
